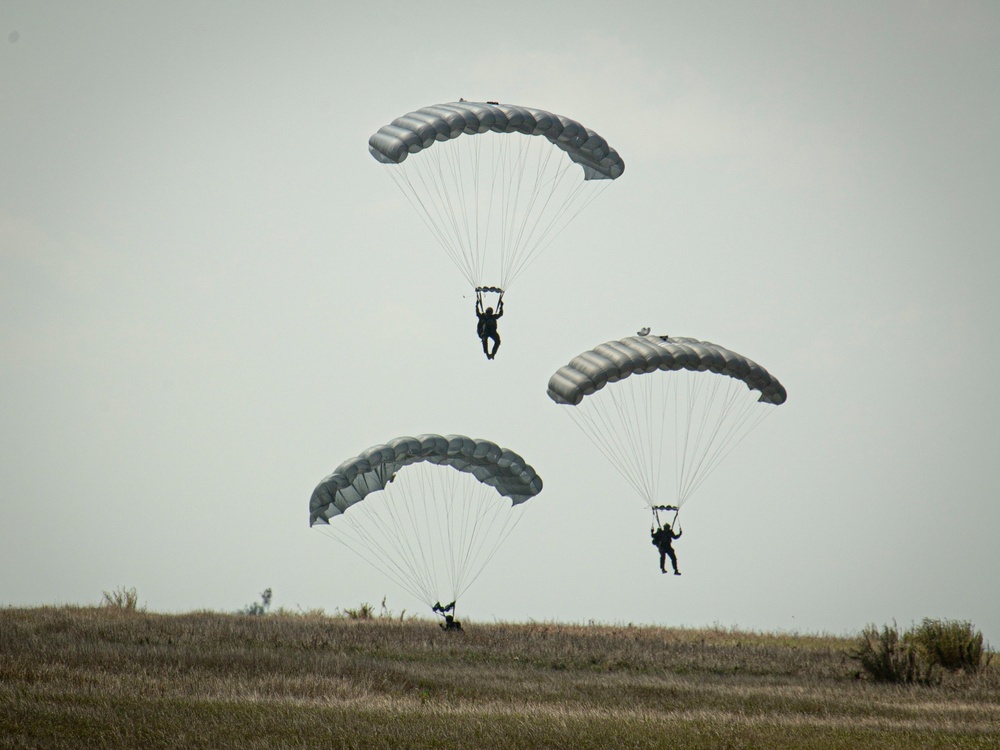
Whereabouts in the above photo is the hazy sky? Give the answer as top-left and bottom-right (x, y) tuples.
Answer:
(3, 2), (998, 643)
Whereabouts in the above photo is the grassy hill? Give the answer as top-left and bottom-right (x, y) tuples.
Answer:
(1, 606), (997, 748)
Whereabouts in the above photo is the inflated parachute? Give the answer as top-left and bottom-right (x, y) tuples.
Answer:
(310, 434), (543, 614)
(547, 334), (786, 516)
(369, 100), (624, 293)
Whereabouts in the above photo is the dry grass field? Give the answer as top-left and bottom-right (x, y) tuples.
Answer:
(1, 605), (998, 749)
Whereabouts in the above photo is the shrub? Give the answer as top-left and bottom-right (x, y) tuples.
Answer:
(337, 598), (409, 621)
(240, 588), (273, 616)
(850, 622), (938, 684)
(340, 602), (375, 620)
(101, 587), (141, 612)
(912, 618), (992, 674)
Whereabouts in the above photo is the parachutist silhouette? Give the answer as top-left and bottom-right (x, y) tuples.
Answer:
(433, 601), (462, 631)
(440, 614), (463, 631)
(651, 522), (682, 575)
(476, 292), (503, 359)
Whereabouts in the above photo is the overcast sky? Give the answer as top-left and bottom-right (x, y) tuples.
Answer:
(3, 1), (998, 643)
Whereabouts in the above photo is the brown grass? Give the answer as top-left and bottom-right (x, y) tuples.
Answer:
(1, 606), (998, 749)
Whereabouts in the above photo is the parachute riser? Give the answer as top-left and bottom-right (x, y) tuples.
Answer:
(432, 600), (456, 617)
(475, 287), (505, 306)
(651, 504), (680, 531)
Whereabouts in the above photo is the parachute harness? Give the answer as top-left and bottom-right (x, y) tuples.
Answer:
(381, 131), (609, 292)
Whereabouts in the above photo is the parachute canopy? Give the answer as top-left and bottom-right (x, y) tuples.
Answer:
(310, 434), (542, 525)
(310, 434), (543, 611)
(369, 101), (625, 180)
(547, 334), (786, 510)
(547, 335), (787, 407)
(369, 100), (624, 291)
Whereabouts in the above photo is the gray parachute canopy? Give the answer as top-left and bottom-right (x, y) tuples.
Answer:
(547, 334), (786, 509)
(310, 434), (543, 527)
(547, 335), (787, 407)
(369, 101), (625, 181)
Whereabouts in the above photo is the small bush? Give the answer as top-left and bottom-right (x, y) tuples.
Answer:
(101, 587), (141, 612)
(240, 588), (272, 616)
(336, 598), (410, 621)
(913, 618), (992, 674)
(851, 622), (939, 684)
(852, 623), (917, 683)
(340, 602), (375, 620)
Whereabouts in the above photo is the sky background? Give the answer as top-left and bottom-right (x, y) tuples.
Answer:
(2, 1), (998, 643)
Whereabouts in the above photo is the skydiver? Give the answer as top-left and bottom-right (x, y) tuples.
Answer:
(651, 521), (682, 575)
(433, 601), (462, 631)
(440, 614), (463, 631)
(476, 291), (504, 360)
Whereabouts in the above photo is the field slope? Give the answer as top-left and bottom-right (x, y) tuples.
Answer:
(1, 606), (998, 749)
